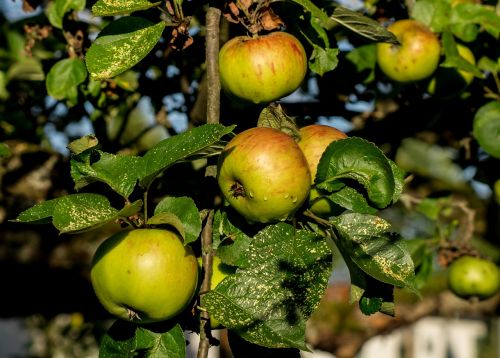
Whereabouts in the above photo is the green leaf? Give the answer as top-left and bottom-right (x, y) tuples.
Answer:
(329, 6), (399, 44)
(345, 44), (377, 83)
(99, 320), (185, 358)
(288, 1), (397, 43)
(52, 194), (119, 233)
(47, 0), (86, 29)
(139, 124), (234, 187)
(332, 213), (416, 290)
(212, 209), (253, 266)
(322, 185), (377, 214)
(389, 159), (405, 204)
(0, 71), (9, 100)
(257, 103), (300, 140)
(7, 57), (44, 81)
(92, 0), (160, 16)
(67, 135), (99, 155)
(473, 101), (500, 158)
(440, 32), (483, 78)
(0, 142), (11, 158)
(450, 3), (500, 40)
(71, 150), (142, 199)
(17, 193), (120, 234)
(86, 17), (165, 79)
(16, 199), (58, 224)
(308, 45), (339, 76)
(203, 223), (332, 350)
(395, 138), (467, 189)
(151, 196), (201, 245)
(316, 137), (395, 210)
(411, 0), (451, 33)
(340, 250), (396, 316)
(46, 58), (88, 104)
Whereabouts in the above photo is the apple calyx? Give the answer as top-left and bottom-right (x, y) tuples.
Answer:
(230, 181), (246, 198)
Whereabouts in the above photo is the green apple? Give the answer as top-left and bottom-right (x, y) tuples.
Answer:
(376, 19), (441, 83)
(448, 256), (500, 300)
(91, 229), (199, 323)
(198, 256), (235, 328)
(298, 124), (347, 216)
(427, 44), (475, 98)
(217, 127), (311, 223)
(219, 31), (307, 104)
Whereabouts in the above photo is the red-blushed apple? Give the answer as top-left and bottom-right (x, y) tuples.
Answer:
(376, 19), (441, 83)
(90, 229), (198, 323)
(219, 32), (307, 104)
(217, 127), (311, 223)
(298, 124), (347, 216)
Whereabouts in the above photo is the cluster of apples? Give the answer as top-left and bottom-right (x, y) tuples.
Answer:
(217, 124), (346, 223)
(376, 19), (476, 97)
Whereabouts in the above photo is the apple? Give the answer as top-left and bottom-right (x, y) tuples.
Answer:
(448, 256), (500, 300)
(219, 31), (307, 104)
(90, 228), (199, 323)
(217, 127), (311, 223)
(427, 44), (475, 98)
(198, 255), (235, 328)
(376, 19), (441, 83)
(298, 124), (347, 216)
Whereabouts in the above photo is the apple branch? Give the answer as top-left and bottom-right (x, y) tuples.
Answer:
(198, 6), (221, 358)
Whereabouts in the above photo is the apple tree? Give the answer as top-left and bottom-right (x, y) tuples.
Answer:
(1, 0), (499, 356)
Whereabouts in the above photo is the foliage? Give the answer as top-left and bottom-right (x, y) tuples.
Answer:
(2, 0), (500, 356)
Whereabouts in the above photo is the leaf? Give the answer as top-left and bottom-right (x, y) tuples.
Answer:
(17, 193), (120, 234)
(70, 150), (142, 199)
(257, 103), (301, 141)
(67, 135), (99, 155)
(150, 196), (201, 245)
(46, 0), (86, 29)
(440, 32), (483, 78)
(212, 209), (253, 266)
(0, 142), (11, 158)
(288, 1), (397, 43)
(411, 0), (451, 33)
(99, 320), (185, 358)
(86, 17), (165, 79)
(203, 223), (332, 350)
(52, 194), (119, 233)
(473, 101), (500, 159)
(46, 58), (88, 104)
(92, 0), (160, 16)
(16, 199), (58, 224)
(395, 138), (467, 189)
(323, 185), (378, 214)
(389, 159), (405, 204)
(139, 124), (234, 187)
(451, 3), (500, 40)
(345, 44), (377, 83)
(308, 45), (339, 77)
(329, 6), (399, 44)
(332, 213), (416, 290)
(316, 137), (395, 210)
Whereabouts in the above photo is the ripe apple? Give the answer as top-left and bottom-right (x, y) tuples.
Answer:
(427, 44), (475, 98)
(198, 255), (235, 328)
(219, 31), (307, 104)
(298, 124), (347, 216)
(376, 19), (441, 83)
(91, 229), (199, 323)
(217, 127), (311, 223)
(447, 256), (500, 300)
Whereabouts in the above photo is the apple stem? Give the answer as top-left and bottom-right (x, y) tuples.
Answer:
(230, 182), (246, 198)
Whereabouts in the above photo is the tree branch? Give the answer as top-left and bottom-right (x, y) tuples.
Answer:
(197, 6), (221, 358)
